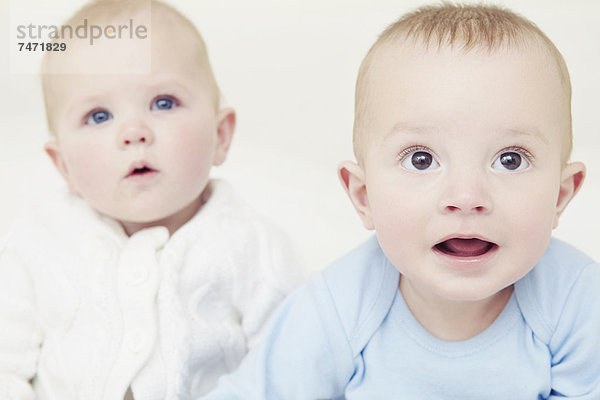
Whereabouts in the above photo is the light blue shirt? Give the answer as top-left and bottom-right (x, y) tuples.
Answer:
(201, 237), (600, 399)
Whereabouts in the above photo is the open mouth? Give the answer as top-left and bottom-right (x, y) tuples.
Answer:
(131, 166), (153, 175)
(126, 163), (157, 178)
(434, 238), (497, 258)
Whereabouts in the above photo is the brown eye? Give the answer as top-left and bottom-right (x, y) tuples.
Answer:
(500, 152), (521, 170)
(412, 152), (433, 170)
(400, 148), (440, 171)
(492, 149), (531, 171)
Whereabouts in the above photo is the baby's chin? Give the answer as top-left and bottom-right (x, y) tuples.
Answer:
(437, 285), (512, 303)
(116, 216), (177, 237)
(114, 196), (207, 236)
(402, 274), (514, 304)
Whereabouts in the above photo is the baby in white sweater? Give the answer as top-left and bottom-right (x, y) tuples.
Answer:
(0, 1), (300, 399)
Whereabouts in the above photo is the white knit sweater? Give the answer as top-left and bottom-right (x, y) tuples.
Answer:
(0, 181), (301, 400)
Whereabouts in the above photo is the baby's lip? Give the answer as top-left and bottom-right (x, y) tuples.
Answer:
(433, 235), (498, 258)
(125, 161), (158, 178)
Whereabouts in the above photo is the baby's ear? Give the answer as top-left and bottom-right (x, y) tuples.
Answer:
(45, 141), (69, 181)
(553, 161), (586, 228)
(338, 161), (374, 230)
(212, 108), (236, 166)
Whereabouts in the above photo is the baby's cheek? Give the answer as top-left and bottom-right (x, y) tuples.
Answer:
(64, 142), (111, 192)
(372, 197), (427, 246)
(175, 140), (214, 175)
(508, 187), (556, 262)
(174, 119), (216, 155)
(169, 127), (218, 190)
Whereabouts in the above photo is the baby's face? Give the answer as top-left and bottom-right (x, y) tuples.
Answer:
(45, 24), (232, 235)
(351, 43), (583, 302)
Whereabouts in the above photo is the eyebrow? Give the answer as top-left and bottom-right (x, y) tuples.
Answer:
(62, 94), (107, 123)
(503, 127), (549, 144)
(62, 77), (194, 119)
(144, 76), (195, 97)
(385, 122), (438, 140)
(386, 121), (549, 144)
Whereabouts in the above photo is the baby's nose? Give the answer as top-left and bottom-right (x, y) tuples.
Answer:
(438, 171), (493, 215)
(119, 122), (154, 147)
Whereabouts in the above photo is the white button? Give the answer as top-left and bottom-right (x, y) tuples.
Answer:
(127, 330), (145, 354)
(127, 267), (148, 286)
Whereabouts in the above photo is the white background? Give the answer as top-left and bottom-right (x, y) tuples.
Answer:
(1, 0), (599, 271)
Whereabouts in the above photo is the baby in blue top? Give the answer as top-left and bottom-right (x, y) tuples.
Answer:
(200, 3), (600, 399)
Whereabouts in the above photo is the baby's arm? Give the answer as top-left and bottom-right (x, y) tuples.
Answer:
(202, 276), (354, 400)
(0, 240), (42, 399)
(549, 262), (600, 399)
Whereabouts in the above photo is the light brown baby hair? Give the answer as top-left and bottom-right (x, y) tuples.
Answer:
(353, 3), (572, 164)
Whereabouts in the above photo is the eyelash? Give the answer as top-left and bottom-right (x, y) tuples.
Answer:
(83, 108), (111, 126)
(497, 146), (534, 163)
(396, 145), (434, 162)
(151, 95), (180, 109)
(395, 145), (535, 166)
(81, 94), (181, 124)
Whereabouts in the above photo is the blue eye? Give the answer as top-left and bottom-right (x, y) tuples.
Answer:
(86, 110), (112, 125)
(151, 97), (176, 110)
(491, 150), (531, 171)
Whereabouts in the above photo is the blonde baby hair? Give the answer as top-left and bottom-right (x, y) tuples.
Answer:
(40, 0), (219, 136)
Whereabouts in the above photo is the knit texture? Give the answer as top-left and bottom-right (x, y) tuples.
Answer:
(0, 180), (301, 400)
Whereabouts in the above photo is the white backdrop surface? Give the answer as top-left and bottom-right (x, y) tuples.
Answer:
(1, 0), (599, 271)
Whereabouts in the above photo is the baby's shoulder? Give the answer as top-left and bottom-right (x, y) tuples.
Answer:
(317, 236), (399, 353)
(3, 192), (72, 245)
(185, 180), (303, 288)
(2, 190), (117, 262)
(192, 180), (284, 242)
(514, 238), (599, 343)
